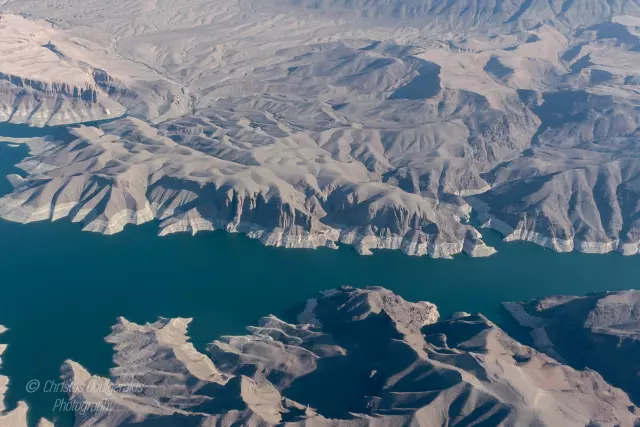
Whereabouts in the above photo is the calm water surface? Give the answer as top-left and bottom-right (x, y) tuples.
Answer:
(0, 125), (638, 426)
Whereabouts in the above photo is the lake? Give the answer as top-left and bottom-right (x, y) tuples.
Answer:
(0, 124), (638, 426)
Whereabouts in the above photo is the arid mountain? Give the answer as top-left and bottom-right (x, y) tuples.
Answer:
(58, 287), (640, 426)
(505, 290), (640, 406)
(0, 1), (638, 257)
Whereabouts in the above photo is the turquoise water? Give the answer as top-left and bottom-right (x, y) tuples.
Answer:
(0, 125), (639, 426)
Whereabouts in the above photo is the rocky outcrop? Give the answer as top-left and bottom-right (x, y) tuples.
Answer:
(504, 290), (640, 406)
(0, 72), (98, 103)
(0, 79), (118, 127)
(0, 14), (189, 127)
(61, 287), (640, 426)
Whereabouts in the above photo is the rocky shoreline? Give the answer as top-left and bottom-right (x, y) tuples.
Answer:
(0, 122), (495, 259)
(2, 287), (638, 426)
(0, 3), (639, 259)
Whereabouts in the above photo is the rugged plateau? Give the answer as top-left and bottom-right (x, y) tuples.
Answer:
(0, 1), (639, 257)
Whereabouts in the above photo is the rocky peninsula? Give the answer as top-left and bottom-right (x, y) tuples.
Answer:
(43, 287), (640, 426)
